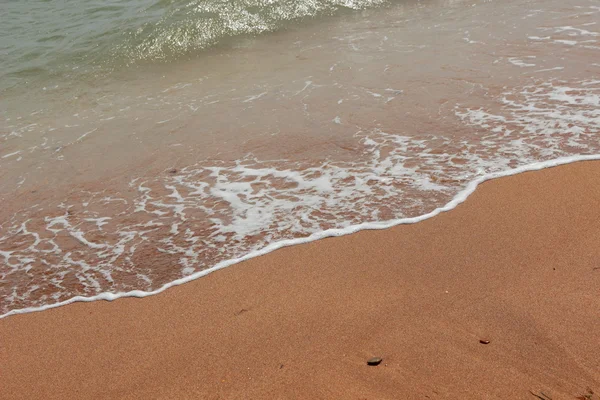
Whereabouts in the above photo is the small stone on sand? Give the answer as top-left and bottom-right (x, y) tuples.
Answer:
(479, 339), (490, 345)
(367, 357), (382, 366)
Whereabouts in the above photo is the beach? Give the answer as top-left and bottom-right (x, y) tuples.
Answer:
(2, 160), (599, 399)
(2, 0), (600, 397)
(2, 0), (600, 316)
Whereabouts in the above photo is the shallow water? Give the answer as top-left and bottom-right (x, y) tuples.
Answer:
(1, 0), (388, 101)
(1, 0), (599, 316)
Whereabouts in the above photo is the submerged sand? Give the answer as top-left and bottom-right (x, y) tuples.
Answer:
(1, 161), (600, 399)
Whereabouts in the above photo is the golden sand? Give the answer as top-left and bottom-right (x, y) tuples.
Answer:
(2, 161), (600, 399)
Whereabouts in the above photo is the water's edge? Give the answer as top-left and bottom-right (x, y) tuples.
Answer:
(2, 154), (598, 320)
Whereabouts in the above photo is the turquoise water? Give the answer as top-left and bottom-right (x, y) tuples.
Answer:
(1, 0), (388, 97)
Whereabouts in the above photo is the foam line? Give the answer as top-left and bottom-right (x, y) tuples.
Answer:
(2, 154), (600, 319)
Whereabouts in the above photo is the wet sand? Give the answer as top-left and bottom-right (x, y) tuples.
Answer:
(2, 161), (600, 399)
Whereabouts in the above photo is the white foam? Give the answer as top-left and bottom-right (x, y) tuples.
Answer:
(554, 26), (599, 36)
(2, 151), (21, 159)
(46, 214), (107, 249)
(294, 81), (313, 96)
(508, 57), (536, 68)
(242, 91), (268, 103)
(531, 67), (564, 73)
(76, 128), (98, 142)
(555, 39), (578, 45)
(5, 82), (600, 311)
(2, 155), (600, 319)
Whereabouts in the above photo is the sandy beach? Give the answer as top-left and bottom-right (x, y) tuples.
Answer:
(1, 161), (600, 399)
(2, 0), (599, 398)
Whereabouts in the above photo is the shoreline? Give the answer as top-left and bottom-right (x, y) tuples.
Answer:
(2, 160), (600, 399)
(3, 0), (599, 317)
(3, 154), (600, 320)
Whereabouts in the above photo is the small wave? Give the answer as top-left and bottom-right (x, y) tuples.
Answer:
(1, 76), (599, 317)
(0, 0), (389, 93)
(2, 154), (600, 319)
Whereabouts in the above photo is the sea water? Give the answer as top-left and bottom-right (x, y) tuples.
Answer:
(1, 0), (599, 317)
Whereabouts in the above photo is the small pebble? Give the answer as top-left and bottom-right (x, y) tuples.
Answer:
(479, 339), (490, 345)
(367, 357), (382, 366)
(168, 168), (177, 174)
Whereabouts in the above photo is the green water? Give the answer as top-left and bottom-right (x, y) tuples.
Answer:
(1, 0), (389, 100)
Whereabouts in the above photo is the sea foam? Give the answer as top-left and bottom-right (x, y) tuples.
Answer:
(2, 154), (600, 319)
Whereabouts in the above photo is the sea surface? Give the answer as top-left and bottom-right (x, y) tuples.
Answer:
(1, 0), (599, 317)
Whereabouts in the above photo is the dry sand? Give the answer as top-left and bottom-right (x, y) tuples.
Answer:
(1, 161), (600, 400)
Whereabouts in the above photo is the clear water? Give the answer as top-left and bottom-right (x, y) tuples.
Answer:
(1, 0), (388, 98)
(1, 0), (599, 316)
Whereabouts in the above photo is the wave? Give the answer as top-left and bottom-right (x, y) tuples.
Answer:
(111, 0), (390, 64)
(0, 0), (390, 91)
(2, 154), (600, 319)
